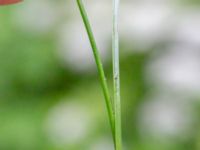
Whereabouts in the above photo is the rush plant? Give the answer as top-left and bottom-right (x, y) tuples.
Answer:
(76, 0), (122, 149)
(1, 0), (122, 149)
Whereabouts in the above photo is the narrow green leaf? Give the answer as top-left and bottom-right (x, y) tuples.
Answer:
(76, 0), (115, 143)
(112, 0), (122, 149)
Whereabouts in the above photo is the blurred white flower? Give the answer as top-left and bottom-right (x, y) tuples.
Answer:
(45, 101), (93, 145)
(138, 94), (193, 137)
(174, 8), (200, 46)
(146, 45), (200, 94)
(89, 137), (114, 150)
(14, 0), (60, 33)
(120, 1), (174, 51)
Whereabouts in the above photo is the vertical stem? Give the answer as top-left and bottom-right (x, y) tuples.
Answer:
(113, 0), (122, 150)
(76, 0), (115, 142)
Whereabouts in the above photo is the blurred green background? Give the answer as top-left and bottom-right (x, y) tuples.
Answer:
(0, 0), (200, 150)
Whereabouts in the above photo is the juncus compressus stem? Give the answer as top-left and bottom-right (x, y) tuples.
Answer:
(112, 0), (122, 149)
(76, 0), (115, 142)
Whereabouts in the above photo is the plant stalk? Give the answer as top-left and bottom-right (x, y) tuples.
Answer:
(76, 0), (115, 142)
(112, 0), (122, 150)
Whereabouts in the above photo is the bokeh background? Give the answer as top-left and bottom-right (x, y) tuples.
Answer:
(0, 0), (200, 149)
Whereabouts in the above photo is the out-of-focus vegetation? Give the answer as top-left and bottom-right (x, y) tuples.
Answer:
(0, 0), (200, 150)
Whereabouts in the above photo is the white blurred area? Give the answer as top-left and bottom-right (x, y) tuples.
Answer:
(89, 137), (114, 150)
(138, 93), (193, 138)
(45, 101), (94, 145)
(12, 0), (200, 146)
(147, 45), (200, 95)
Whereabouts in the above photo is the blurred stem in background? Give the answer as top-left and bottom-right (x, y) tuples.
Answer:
(112, 0), (122, 150)
(76, 0), (115, 144)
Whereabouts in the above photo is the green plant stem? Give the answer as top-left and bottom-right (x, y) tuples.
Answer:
(76, 0), (115, 141)
(112, 0), (122, 150)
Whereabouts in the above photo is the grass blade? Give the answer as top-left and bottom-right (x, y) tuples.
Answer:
(76, 0), (115, 142)
(112, 0), (122, 149)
